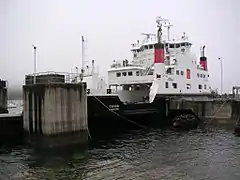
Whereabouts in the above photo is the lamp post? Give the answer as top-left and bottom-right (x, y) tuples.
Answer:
(218, 57), (223, 95)
(32, 45), (37, 84)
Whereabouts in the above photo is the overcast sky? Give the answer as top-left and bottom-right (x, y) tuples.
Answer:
(0, 0), (239, 93)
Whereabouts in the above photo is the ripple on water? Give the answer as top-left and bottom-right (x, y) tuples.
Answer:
(0, 128), (240, 179)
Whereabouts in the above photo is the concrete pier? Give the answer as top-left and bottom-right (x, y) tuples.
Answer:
(23, 74), (88, 148)
(168, 97), (240, 128)
(0, 79), (8, 113)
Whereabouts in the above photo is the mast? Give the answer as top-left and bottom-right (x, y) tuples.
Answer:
(80, 36), (85, 81)
(156, 16), (168, 43)
(164, 21), (173, 41)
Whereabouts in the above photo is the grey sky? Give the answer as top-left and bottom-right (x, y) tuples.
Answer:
(0, 0), (239, 93)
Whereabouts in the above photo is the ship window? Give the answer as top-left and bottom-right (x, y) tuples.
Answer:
(116, 72), (121, 77)
(200, 74), (202, 78)
(204, 84), (206, 89)
(197, 73), (199, 78)
(181, 43), (185, 47)
(134, 53), (137, 57)
(186, 84), (191, 89)
(172, 83), (177, 89)
(170, 44), (174, 48)
(176, 44), (180, 48)
(122, 72), (127, 76)
(165, 43), (169, 48)
(176, 70), (179, 75)
(198, 84), (202, 89)
(144, 45), (148, 49)
(165, 82), (169, 88)
(166, 68), (172, 74)
(137, 49), (140, 53)
(149, 45), (153, 49)
(181, 71), (184, 75)
(136, 71), (140, 76)
(128, 71), (133, 76)
(208, 75), (209, 77)
(186, 69), (191, 79)
(203, 74), (205, 78)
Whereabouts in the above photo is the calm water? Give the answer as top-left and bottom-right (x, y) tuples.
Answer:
(1, 101), (240, 179)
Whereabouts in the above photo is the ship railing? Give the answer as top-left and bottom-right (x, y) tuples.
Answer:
(142, 63), (154, 76)
(25, 71), (88, 85)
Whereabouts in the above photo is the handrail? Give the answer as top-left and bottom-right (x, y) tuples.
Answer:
(25, 71), (90, 85)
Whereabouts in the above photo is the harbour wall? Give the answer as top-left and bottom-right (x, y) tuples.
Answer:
(168, 99), (239, 128)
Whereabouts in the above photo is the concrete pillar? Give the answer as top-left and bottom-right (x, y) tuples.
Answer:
(0, 80), (8, 114)
(23, 83), (87, 148)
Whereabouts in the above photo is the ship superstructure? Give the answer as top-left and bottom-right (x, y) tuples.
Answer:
(108, 16), (211, 104)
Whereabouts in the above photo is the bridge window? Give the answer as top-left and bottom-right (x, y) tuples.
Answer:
(136, 71), (140, 76)
(172, 83), (177, 89)
(181, 43), (186, 47)
(203, 74), (205, 78)
(204, 84), (206, 89)
(200, 74), (202, 78)
(165, 82), (169, 88)
(197, 73), (199, 78)
(116, 72), (121, 77)
(128, 71), (133, 76)
(198, 84), (202, 89)
(181, 71), (184, 75)
(144, 45), (148, 49)
(122, 72), (127, 76)
(170, 44), (174, 48)
(176, 70), (179, 75)
(176, 44), (180, 48)
(186, 84), (191, 89)
(149, 44), (153, 49)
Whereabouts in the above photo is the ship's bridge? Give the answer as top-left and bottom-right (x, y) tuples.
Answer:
(108, 63), (153, 87)
(130, 36), (193, 68)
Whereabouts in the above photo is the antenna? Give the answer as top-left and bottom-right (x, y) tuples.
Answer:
(156, 16), (169, 43)
(163, 21), (173, 41)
